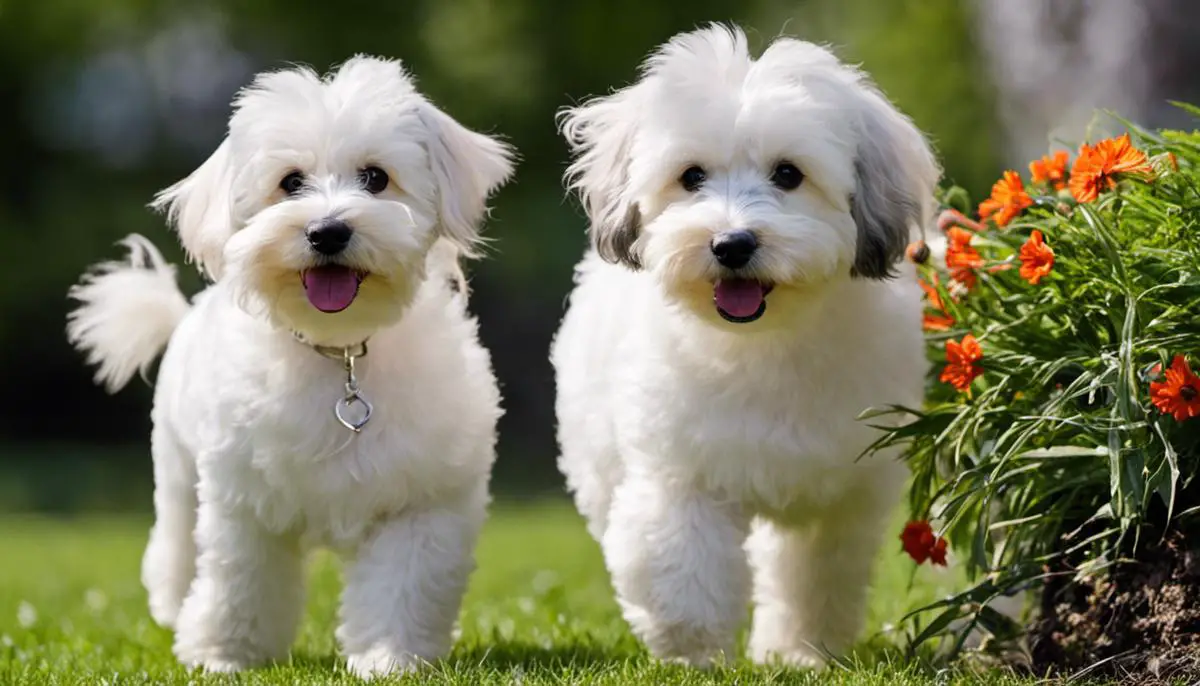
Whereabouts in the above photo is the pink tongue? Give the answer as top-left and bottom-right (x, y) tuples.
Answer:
(714, 279), (765, 318)
(302, 266), (360, 313)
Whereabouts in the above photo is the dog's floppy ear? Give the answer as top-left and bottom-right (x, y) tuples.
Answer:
(849, 86), (940, 280)
(151, 139), (236, 281)
(559, 90), (643, 270)
(417, 103), (515, 258)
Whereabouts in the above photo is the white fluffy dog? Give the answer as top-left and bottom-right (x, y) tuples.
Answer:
(553, 25), (939, 668)
(66, 56), (513, 677)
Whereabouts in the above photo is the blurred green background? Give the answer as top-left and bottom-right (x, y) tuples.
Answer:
(2, 0), (1197, 512)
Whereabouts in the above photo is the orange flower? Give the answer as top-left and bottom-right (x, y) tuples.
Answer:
(978, 170), (1034, 227)
(1150, 355), (1200, 422)
(945, 227), (983, 269)
(923, 312), (955, 332)
(940, 334), (983, 391)
(949, 267), (977, 292)
(919, 276), (946, 313)
(1019, 230), (1054, 284)
(1029, 150), (1069, 190)
(937, 208), (985, 234)
(919, 275), (954, 331)
(900, 521), (948, 566)
(944, 226), (983, 292)
(1069, 134), (1152, 203)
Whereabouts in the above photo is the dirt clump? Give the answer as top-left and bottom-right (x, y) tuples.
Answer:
(1030, 530), (1200, 684)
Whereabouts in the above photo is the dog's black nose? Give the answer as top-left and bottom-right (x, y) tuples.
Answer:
(711, 230), (757, 269)
(306, 219), (353, 256)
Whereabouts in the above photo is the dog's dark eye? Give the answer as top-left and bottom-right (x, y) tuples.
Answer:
(360, 166), (390, 194)
(770, 162), (804, 191)
(680, 166), (706, 192)
(280, 171), (305, 196)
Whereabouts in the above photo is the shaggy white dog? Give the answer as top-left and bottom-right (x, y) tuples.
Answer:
(553, 25), (939, 668)
(66, 56), (513, 677)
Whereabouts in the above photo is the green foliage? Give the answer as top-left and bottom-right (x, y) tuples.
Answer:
(868, 111), (1200, 657)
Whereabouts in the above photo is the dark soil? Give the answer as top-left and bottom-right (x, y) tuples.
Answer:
(1030, 530), (1200, 683)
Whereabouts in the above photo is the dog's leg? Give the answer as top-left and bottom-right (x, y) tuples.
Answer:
(747, 503), (891, 668)
(603, 471), (750, 667)
(142, 426), (197, 629)
(172, 502), (305, 672)
(338, 485), (486, 678)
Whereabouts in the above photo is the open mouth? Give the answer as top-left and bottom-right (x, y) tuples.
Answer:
(714, 279), (773, 324)
(300, 265), (367, 313)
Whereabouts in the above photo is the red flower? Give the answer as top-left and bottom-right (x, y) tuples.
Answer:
(900, 521), (948, 566)
(1018, 230), (1055, 284)
(1029, 150), (1069, 190)
(978, 170), (1034, 227)
(1069, 134), (1152, 203)
(1150, 355), (1200, 422)
(941, 334), (983, 391)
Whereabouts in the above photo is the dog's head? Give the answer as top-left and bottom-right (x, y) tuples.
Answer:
(560, 25), (939, 327)
(154, 56), (514, 345)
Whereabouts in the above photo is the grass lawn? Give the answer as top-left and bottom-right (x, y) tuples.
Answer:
(0, 500), (1052, 685)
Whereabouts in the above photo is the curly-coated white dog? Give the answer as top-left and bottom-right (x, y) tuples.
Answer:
(66, 56), (513, 677)
(553, 25), (939, 668)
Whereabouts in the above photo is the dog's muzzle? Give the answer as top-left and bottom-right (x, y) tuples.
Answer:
(307, 218), (354, 256)
(710, 229), (757, 269)
(710, 230), (770, 323)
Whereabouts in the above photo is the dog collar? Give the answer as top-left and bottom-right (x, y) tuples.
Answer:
(292, 332), (373, 433)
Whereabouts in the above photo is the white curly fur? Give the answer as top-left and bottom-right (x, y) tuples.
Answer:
(66, 55), (513, 678)
(67, 234), (191, 393)
(553, 25), (939, 668)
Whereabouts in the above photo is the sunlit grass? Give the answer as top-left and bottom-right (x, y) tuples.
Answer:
(0, 501), (1045, 684)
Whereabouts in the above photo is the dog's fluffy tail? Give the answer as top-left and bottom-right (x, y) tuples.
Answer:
(67, 234), (191, 393)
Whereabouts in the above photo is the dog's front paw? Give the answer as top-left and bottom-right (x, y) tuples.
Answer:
(174, 645), (261, 674)
(749, 643), (828, 670)
(173, 630), (271, 674)
(195, 657), (255, 673)
(662, 650), (726, 670)
(346, 645), (427, 679)
(635, 614), (734, 670)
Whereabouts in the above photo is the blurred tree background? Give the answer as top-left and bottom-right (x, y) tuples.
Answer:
(0, 0), (1193, 512)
